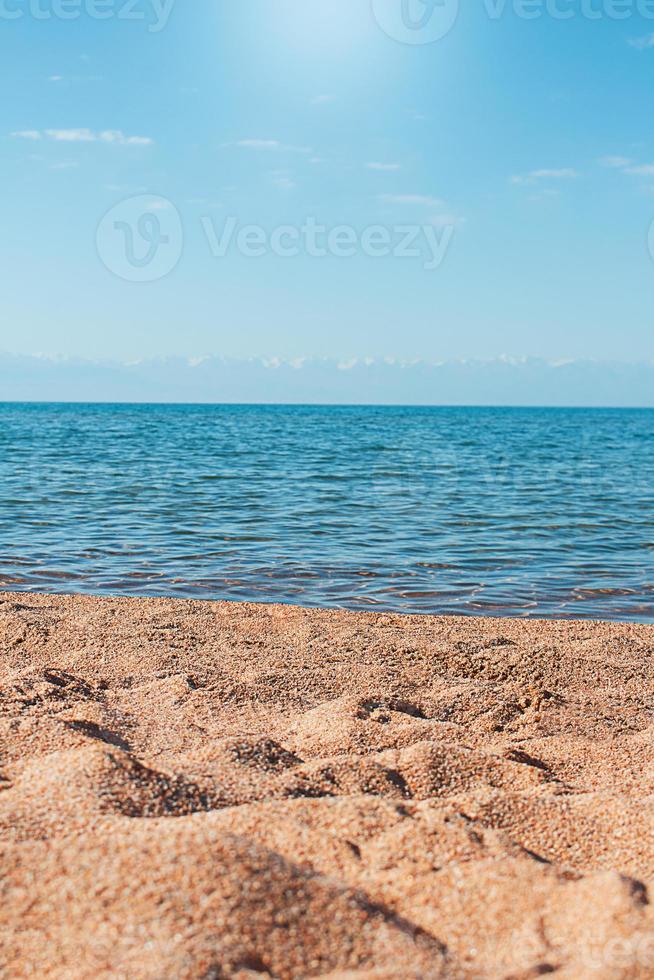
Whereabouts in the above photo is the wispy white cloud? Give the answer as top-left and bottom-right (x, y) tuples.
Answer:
(598, 154), (654, 177)
(270, 171), (296, 190)
(429, 213), (465, 228)
(528, 188), (561, 201)
(367, 162), (401, 172)
(235, 138), (312, 154)
(12, 128), (153, 145)
(108, 132), (153, 146)
(184, 197), (223, 209)
(311, 94), (335, 105)
(104, 184), (148, 193)
(380, 193), (444, 207)
(531, 168), (578, 178)
(142, 199), (173, 211)
(598, 155), (633, 169)
(623, 163), (654, 176)
(379, 193), (462, 226)
(237, 138), (282, 150)
(628, 33), (654, 49)
(45, 129), (92, 142)
(46, 129), (153, 145)
(48, 75), (63, 82)
(511, 168), (579, 184)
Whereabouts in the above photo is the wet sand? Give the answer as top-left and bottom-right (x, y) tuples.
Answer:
(1, 592), (653, 978)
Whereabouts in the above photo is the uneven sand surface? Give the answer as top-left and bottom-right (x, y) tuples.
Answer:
(1, 593), (653, 978)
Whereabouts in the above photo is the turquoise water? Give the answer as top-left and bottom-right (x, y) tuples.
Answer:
(0, 403), (652, 621)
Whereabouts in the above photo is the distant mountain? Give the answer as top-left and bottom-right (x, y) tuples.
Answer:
(1, 353), (653, 407)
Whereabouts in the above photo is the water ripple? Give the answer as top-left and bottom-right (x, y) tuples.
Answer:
(0, 404), (652, 621)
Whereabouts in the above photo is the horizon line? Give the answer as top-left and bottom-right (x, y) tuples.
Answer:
(2, 400), (654, 410)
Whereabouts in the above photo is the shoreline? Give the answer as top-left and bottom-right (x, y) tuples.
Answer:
(2, 591), (654, 977)
(2, 588), (652, 626)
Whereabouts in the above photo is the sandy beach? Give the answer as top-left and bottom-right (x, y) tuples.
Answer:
(1, 592), (653, 978)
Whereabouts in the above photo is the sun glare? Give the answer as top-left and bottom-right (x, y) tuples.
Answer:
(268, 0), (373, 55)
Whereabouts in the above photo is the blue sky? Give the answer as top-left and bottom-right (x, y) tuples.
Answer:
(2, 0), (654, 366)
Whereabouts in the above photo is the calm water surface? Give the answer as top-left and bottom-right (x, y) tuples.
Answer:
(1, 404), (652, 621)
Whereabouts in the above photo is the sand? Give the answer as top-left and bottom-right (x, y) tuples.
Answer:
(1, 593), (653, 978)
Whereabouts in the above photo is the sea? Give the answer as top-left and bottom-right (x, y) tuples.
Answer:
(1, 403), (652, 621)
